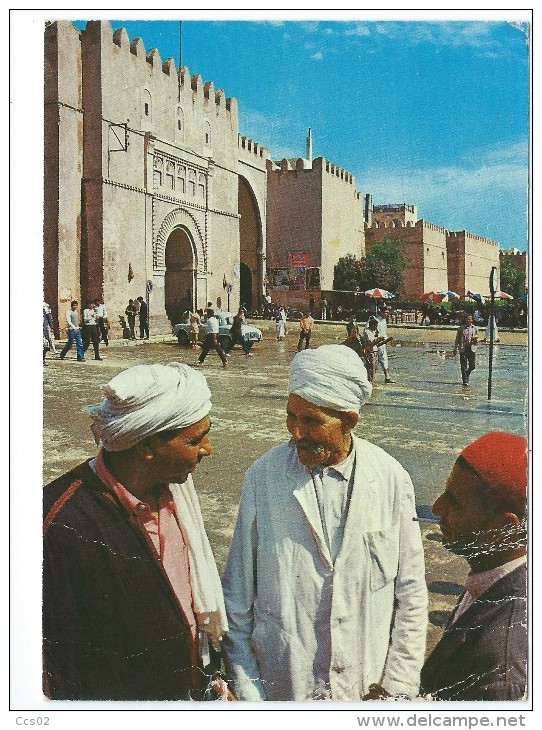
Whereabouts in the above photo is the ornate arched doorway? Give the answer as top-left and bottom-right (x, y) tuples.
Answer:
(164, 227), (195, 324)
(238, 176), (262, 310)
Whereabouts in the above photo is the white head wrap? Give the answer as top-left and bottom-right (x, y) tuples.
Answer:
(87, 362), (212, 451)
(289, 344), (372, 413)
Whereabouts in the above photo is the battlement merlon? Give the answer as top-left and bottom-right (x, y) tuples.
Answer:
(417, 219), (449, 235)
(238, 134), (269, 160)
(266, 156), (356, 185)
(500, 248), (527, 257)
(78, 21), (237, 115)
(448, 230), (500, 247)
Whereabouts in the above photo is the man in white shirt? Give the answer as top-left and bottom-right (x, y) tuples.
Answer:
(196, 309), (228, 367)
(94, 297), (109, 346)
(222, 344), (427, 701)
(82, 300), (103, 361)
(420, 431), (527, 700)
(373, 305), (394, 383)
(59, 300), (85, 362)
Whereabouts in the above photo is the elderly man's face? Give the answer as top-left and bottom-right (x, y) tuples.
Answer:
(432, 460), (497, 557)
(147, 415), (212, 485)
(286, 393), (357, 468)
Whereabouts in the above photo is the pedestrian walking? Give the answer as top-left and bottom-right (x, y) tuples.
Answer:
(275, 307), (287, 341)
(321, 297), (328, 320)
(43, 302), (57, 353)
(196, 310), (228, 367)
(190, 311), (201, 349)
(372, 305), (395, 383)
(59, 301), (85, 362)
(482, 313), (500, 343)
(346, 315), (359, 339)
(228, 308), (252, 355)
(124, 299), (137, 339)
(82, 300), (102, 360)
(453, 313), (478, 386)
(43, 305), (51, 364)
(94, 298), (109, 346)
(361, 317), (381, 385)
(137, 296), (149, 339)
(297, 312), (314, 351)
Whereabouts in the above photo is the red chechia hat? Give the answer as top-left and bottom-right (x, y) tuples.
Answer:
(460, 432), (528, 517)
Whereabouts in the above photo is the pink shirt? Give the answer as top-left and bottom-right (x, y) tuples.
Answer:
(93, 452), (197, 640)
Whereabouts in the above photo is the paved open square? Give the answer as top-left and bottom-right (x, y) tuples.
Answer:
(43, 320), (528, 654)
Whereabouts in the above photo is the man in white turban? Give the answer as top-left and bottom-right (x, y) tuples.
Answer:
(43, 362), (228, 701)
(222, 345), (427, 701)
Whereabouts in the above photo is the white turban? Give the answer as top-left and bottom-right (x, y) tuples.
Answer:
(289, 344), (372, 413)
(87, 362), (212, 451)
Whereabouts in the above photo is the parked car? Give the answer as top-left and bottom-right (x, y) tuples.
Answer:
(173, 312), (263, 350)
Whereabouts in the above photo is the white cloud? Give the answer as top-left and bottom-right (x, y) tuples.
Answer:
(238, 106), (302, 161)
(311, 51), (323, 60)
(302, 21), (320, 33)
(345, 23), (370, 37)
(358, 140), (528, 244)
(343, 20), (510, 54)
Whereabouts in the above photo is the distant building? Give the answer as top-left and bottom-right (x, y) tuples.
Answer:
(366, 202), (500, 300)
(365, 216), (449, 299)
(446, 230), (500, 298)
(500, 249), (528, 288)
(265, 130), (368, 311)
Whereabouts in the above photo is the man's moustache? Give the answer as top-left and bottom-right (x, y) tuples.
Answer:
(289, 437), (325, 455)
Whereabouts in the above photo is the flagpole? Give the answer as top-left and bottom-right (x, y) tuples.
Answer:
(182, 20), (183, 101)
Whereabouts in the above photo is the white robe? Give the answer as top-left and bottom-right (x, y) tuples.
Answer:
(221, 434), (427, 701)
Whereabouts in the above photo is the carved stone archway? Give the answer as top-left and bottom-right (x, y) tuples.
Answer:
(154, 207), (206, 273)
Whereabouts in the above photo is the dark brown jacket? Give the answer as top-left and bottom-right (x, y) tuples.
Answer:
(43, 461), (197, 700)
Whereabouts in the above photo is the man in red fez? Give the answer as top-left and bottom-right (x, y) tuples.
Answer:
(420, 431), (528, 700)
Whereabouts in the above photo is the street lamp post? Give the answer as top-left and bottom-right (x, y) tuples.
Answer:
(487, 266), (497, 401)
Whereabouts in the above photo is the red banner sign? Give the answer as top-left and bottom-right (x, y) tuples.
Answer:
(288, 251), (310, 268)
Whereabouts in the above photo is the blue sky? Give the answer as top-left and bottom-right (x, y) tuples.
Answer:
(85, 17), (530, 252)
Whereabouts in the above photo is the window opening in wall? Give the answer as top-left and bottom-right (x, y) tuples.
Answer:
(142, 89), (152, 127)
(153, 156), (163, 188)
(177, 165), (186, 194)
(204, 120), (211, 146)
(166, 161), (175, 190)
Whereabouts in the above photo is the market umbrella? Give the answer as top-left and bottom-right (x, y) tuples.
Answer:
(438, 290), (460, 299)
(492, 291), (514, 300)
(421, 291), (444, 304)
(466, 291), (485, 305)
(364, 288), (395, 299)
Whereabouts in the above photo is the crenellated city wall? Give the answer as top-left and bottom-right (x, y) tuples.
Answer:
(266, 156), (364, 291)
(364, 218), (448, 299)
(45, 20), (269, 333)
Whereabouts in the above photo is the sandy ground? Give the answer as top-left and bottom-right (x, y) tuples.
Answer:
(43, 320), (528, 656)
